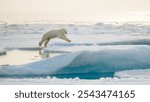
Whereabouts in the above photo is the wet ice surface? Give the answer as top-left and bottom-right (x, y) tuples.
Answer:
(0, 50), (41, 66)
(0, 49), (65, 66)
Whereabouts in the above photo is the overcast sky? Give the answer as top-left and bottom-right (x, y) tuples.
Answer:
(0, 0), (150, 15)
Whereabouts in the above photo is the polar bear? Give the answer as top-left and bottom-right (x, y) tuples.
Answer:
(39, 28), (71, 47)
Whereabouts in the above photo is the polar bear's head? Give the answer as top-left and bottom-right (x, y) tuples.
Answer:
(61, 28), (67, 34)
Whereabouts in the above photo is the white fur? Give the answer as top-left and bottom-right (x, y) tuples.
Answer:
(39, 28), (71, 47)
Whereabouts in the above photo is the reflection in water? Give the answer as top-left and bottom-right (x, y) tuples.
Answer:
(0, 48), (67, 66)
(39, 48), (49, 58)
(39, 48), (69, 58)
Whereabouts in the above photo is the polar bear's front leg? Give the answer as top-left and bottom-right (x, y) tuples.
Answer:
(44, 38), (50, 47)
(58, 35), (71, 42)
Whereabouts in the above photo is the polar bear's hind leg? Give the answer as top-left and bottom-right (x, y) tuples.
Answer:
(39, 40), (44, 46)
(39, 34), (47, 46)
(44, 38), (50, 47)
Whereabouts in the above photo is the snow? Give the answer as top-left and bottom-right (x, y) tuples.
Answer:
(115, 69), (150, 78)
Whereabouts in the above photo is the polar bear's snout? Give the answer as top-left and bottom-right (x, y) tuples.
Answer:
(39, 28), (71, 47)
